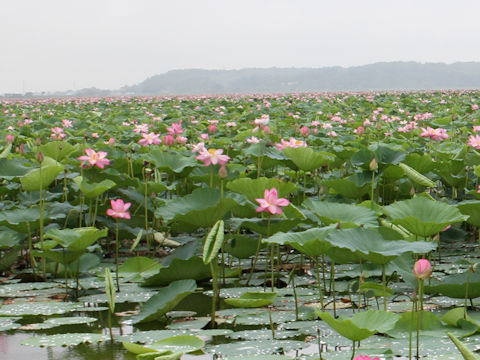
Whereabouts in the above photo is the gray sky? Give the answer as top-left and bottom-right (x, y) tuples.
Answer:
(1, 0), (480, 93)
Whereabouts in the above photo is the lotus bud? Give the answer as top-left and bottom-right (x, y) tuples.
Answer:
(413, 259), (432, 280)
(369, 158), (378, 172)
(36, 151), (44, 163)
(218, 165), (227, 178)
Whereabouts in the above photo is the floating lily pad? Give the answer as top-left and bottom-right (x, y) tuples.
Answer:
(227, 329), (300, 340)
(0, 317), (21, 331)
(0, 301), (85, 316)
(21, 333), (109, 347)
(0, 282), (61, 297)
(224, 291), (277, 308)
(166, 317), (210, 330)
(19, 316), (97, 330)
(209, 340), (307, 357)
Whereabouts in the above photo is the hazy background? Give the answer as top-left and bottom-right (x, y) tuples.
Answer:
(1, 0), (480, 94)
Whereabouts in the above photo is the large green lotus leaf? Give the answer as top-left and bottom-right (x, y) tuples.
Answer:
(155, 188), (242, 227)
(403, 153), (436, 174)
(32, 248), (84, 265)
(224, 292), (277, 308)
(0, 207), (40, 225)
(142, 256), (210, 286)
(224, 234), (263, 259)
(316, 310), (399, 341)
(441, 308), (480, 337)
(118, 256), (162, 279)
(303, 199), (378, 228)
(447, 332), (480, 360)
(228, 218), (301, 236)
(44, 227), (108, 251)
(21, 333), (109, 347)
(226, 177), (297, 202)
(282, 147), (335, 171)
(383, 196), (468, 237)
(263, 227), (335, 257)
(73, 176), (116, 199)
(21, 156), (64, 191)
(0, 245), (21, 271)
(324, 228), (437, 264)
(0, 302), (84, 316)
(322, 178), (370, 199)
(122, 342), (159, 355)
(38, 141), (79, 162)
(131, 280), (197, 324)
(370, 143), (406, 165)
(425, 271), (480, 299)
(387, 311), (444, 338)
(0, 227), (26, 249)
(146, 150), (197, 175)
(0, 158), (32, 179)
(150, 335), (205, 353)
(457, 200), (480, 227)
(136, 180), (169, 194)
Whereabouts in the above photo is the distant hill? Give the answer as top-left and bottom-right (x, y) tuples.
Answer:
(5, 61), (480, 99)
(121, 62), (480, 95)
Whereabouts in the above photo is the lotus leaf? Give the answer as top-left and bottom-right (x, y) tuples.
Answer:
(316, 310), (399, 341)
(384, 196), (468, 237)
(21, 333), (109, 347)
(224, 291), (277, 308)
(131, 279), (197, 324)
(303, 199), (378, 228)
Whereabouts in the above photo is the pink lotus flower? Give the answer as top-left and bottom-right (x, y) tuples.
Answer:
(77, 148), (110, 169)
(420, 127), (449, 140)
(167, 122), (184, 136)
(246, 136), (260, 144)
(106, 199), (131, 219)
(138, 132), (161, 146)
(208, 124), (217, 134)
(472, 104), (479, 111)
(50, 127), (66, 140)
(5, 134), (14, 144)
(468, 134), (480, 149)
(299, 126), (309, 137)
(255, 188), (290, 215)
(275, 137), (307, 151)
(62, 119), (73, 128)
(413, 259), (432, 280)
(195, 148), (230, 167)
(191, 142), (206, 153)
(163, 134), (175, 146)
(353, 356), (380, 360)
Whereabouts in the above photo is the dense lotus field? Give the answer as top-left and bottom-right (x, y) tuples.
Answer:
(1, 91), (480, 359)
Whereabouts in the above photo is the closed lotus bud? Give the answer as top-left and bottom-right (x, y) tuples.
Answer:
(18, 143), (25, 155)
(369, 158), (378, 172)
(218, 165), (227, 178)
(413, 259), (432, 280)
(36, 151), (44, 163)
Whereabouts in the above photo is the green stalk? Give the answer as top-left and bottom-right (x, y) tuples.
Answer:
(210, 261), (218, 329)
(115, 219), (120, 292)
(382, 264), (387, 311)
(315, 256), (324, 310)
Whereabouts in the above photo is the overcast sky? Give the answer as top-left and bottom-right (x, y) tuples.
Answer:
(1, 0), (480, 93)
